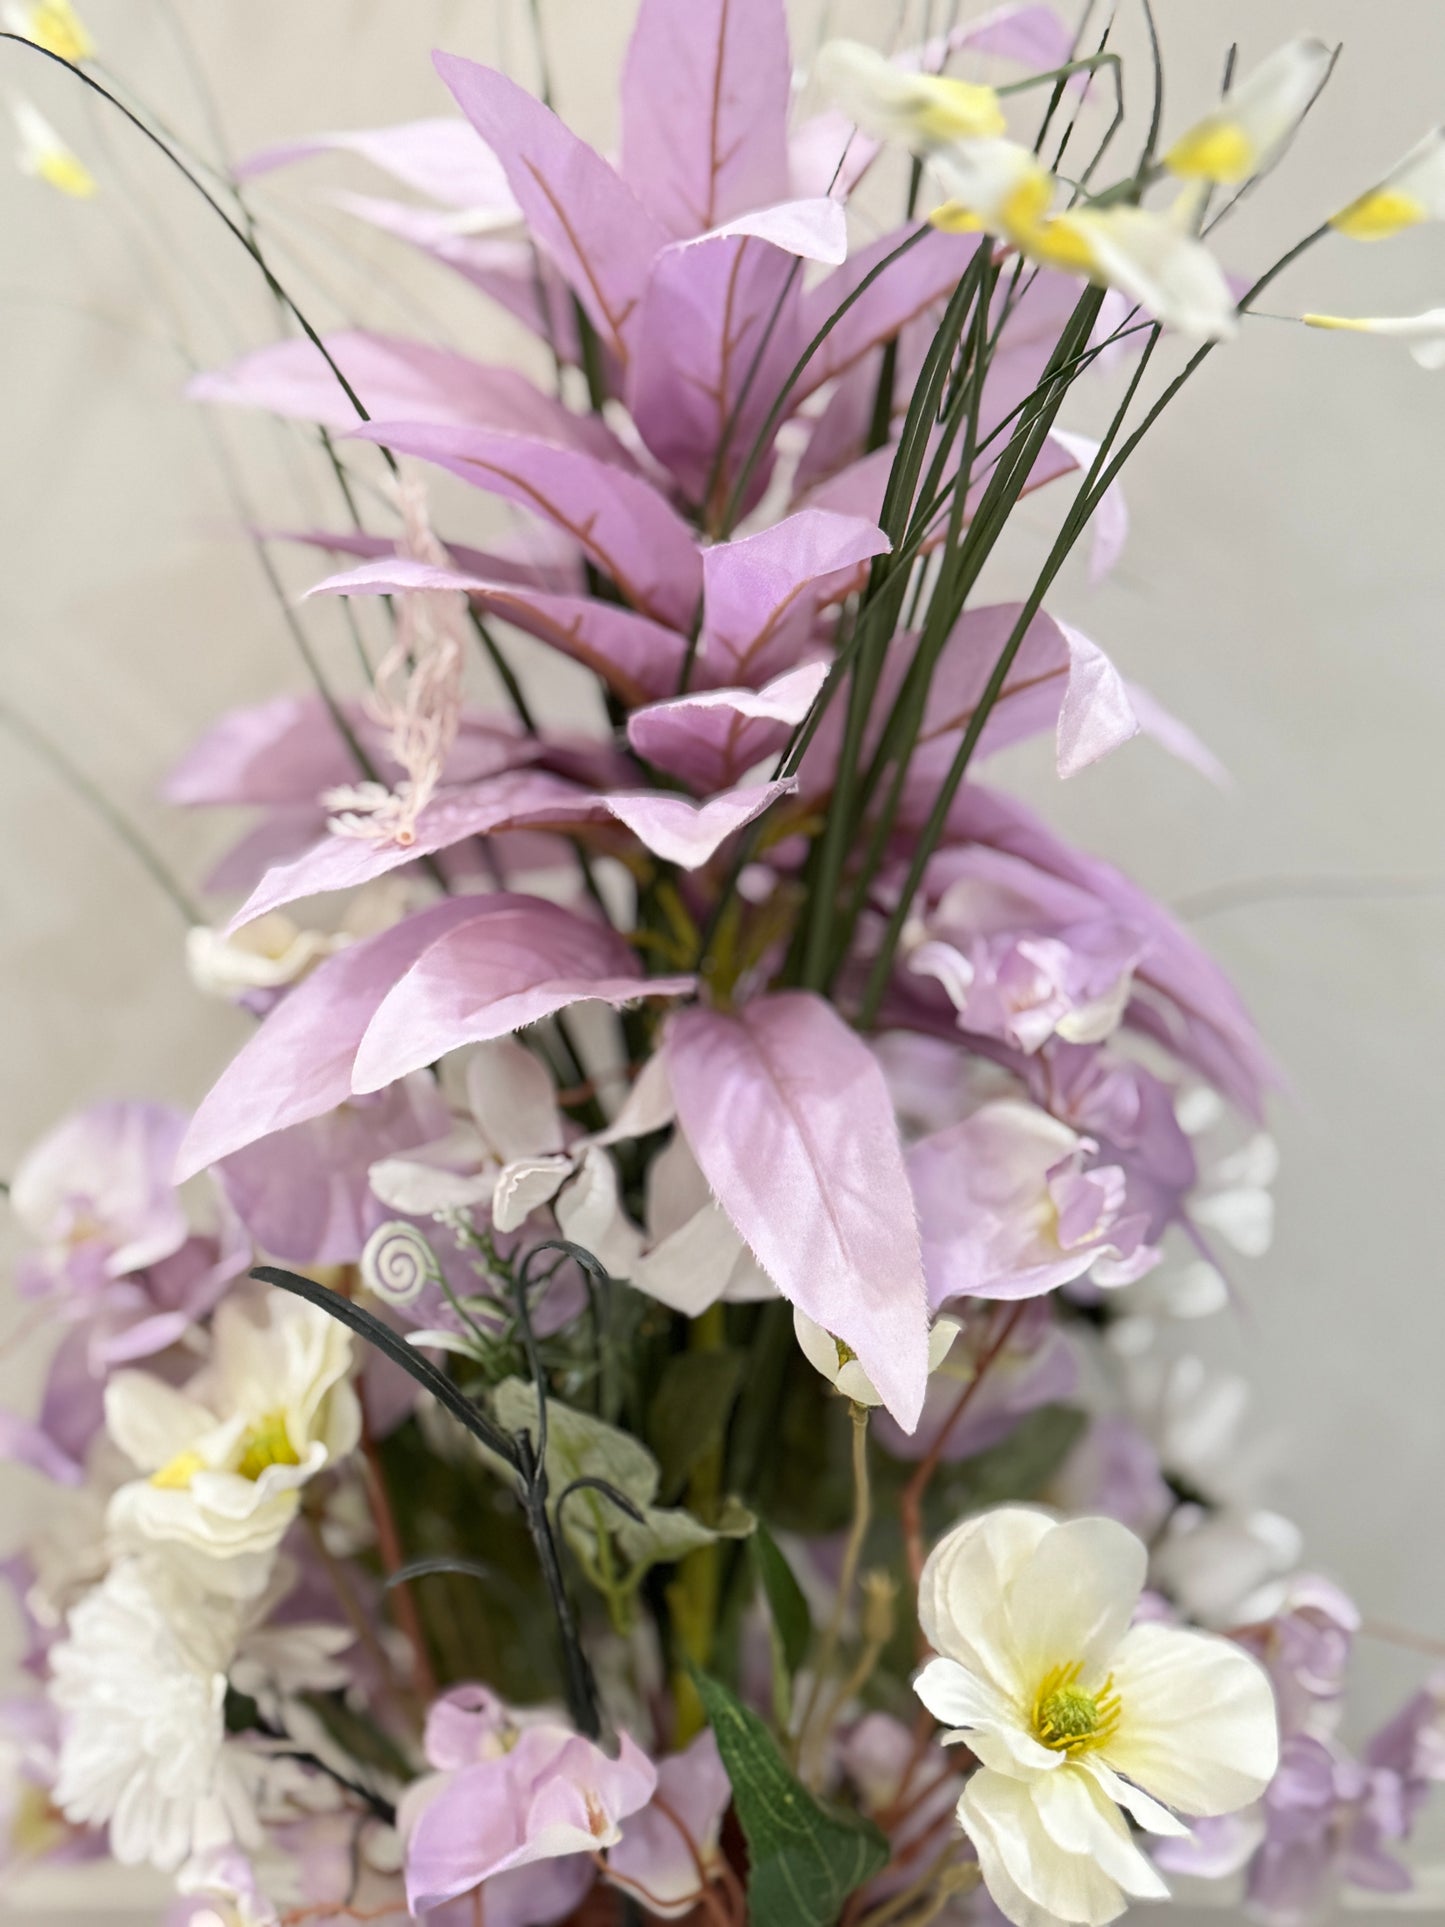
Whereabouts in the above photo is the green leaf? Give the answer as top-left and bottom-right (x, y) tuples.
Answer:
(647, 1347), (747, 1500)
(931, 1403), (1088, 1520)
(692, 1668), (888, 1927)
(493, 1380), (726, 1579)
(752, 1523), (811, 1677)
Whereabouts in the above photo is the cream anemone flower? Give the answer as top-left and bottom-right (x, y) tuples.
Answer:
(1163, 37), (1333, 185)
(794, 1307), (961, 1408)
(105, 1291), (361, 1597)
(816, 38), (1005, 150)
(1302, 308), (1445, 370)
(12, 98), (94, 197)
(914, 1507), (1278, 1927)
(1331, 127), (1445, 240)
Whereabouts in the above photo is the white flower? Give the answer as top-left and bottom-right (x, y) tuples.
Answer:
(12, 98), (94, 197)
(48, 1560), (253, 1871)
(186, 913), (345, 999)
(816, 38), (1005, 150)
(929, 140), (1057, 240)
(105, 1291), (360, 1597)
(1152, 1505), (1302, 1629)
(1164, 37), (1333, 184)
(795, 1307), (960, 1407)
(4, 0), (92, 62)
(1039, 205), (1238, 342)
(1303, 307), (1445, 370)
(914, 1507), (1278, 1927)
(1332, 127), (1445, 240)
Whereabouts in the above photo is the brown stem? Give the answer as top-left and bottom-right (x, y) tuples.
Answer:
(360, 1397), (439, 1704)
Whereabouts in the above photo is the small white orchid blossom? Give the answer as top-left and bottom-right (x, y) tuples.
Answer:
(1332, 127), (1445, 239)
(816, 38), (1005, 150)
(915, 1508), (1278, 1927)
(105, 1292), (361, 1597)
(1303, 307), (1445, 369)
(795, 1307), (961, 1407)
(12, 98), (93, 196)
(1041, 205), (1239, 342)
(1164, 37), (1333, 184)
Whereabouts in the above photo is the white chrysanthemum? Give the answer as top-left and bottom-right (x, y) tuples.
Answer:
(48, 1560), (251, 1871)
(914, 1508), (1278, 1927)
(816, 38), (1005, 150)
(1332, 127), (1445, 239)
(794, 1307), (960, 1407)
(1164, 37), (1333, 184)
(105, 1291), (360, 1597)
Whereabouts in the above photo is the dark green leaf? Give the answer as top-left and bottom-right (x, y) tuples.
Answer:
(930, 1404), (1088, 1521)
(647, 1347), (746, 1500)
(253, 1266), (520, 1467)
(752, 1523), (811, 1677)
(692, 1668), (888, 1927)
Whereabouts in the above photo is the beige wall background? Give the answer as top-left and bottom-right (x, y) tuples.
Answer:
(1, 2), (1442, 1919)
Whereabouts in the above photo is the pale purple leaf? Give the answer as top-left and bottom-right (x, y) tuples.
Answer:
(666, 993), (929, 1427)
(1049, 430), (1128, 583)
(350, 421), (702, 630)
(789, 110), (876, 202)
(628, 661), (829, 790)
(164, 695), (369, 808)
(225, 771), (602, 931)
(352, 901), (693, 1092)
(1125, 686), (1229, 787)
(912, 5), (1076, 76)
(604, 779), (795, 869)
(699, 508), (889, 686)
(434, 53), (668, 365)
(274, 522), (586, 596)
(619, 0), (792, 238)
(705, 198), (848, 263)
(307, 556), (689, 703)
(175, 897), (488, 1178)
(235, 119), (514, 212)
(795, 227), (981, 398)
(188, 332), (630, 462)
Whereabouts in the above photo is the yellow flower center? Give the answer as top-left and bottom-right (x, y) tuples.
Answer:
(1165, 120), (1256, 185)
(1032, 1660), (1122, 1754)
(905, 77), (1007, 146)
(234, 1410), (302, 1481)
(150, 1449), (207, 1492)
(1331, 187), (1426, 241)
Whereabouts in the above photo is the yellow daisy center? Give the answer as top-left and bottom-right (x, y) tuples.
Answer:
(1032, 1660), (1122, 1754)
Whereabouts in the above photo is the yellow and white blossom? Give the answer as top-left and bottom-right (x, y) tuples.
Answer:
(12, 98), (93, 197)
(1042, 205), (1238, 342)
(816, 38), (1005, 150)
(4, 0), (92, 62)
(105, 1292), (361, 1597)
(915, 1507), (1278, 1927)
(1164, 37), (1333, 185)
(928, 139), (1057, 246)
(1332, 127), (1445, 240)
(795, 1307), (961, 1407)
(1303, 307), (1445, 369)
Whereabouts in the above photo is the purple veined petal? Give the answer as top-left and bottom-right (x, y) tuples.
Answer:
(1124, 684), (1229, 787)
(699, 508), (890, 687)
(1048, 430), (1129, 583)
(603, 779), (795, 869)
(619, 0), (793, 239)
(234, 118), (515, 212)
(434, 53), (669, 365)
(666, 993), (929, 1428)
(175, 897), (490, 1178)
(629, 230), (805, 515)
(349, 421), (702, 631)
(202, 810), (326, 900)
(164, 694), (375, 808)
(351, 901), (694, 1093)
(788, 109), (877, 203)
(794, 227), (982, 400)
(272, 521), (587, 597)
(306, 556), (689, 704)
(188, 332), (634, 465)
(627, 661), (829, 790)
(701, 198), (848, 263)
(224, 771), (603, 932)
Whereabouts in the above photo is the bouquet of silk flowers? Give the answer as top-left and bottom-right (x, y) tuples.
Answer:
(3, 3), (1444, 1923)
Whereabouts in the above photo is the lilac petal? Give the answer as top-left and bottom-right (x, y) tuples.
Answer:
(700, 509), (889, 687)
(795, 227), (982, 399)
(1049, 430), (1129, 583)
(307, 557), (689, 703)
(275, 521), (585, 596)
(604, 780), (795, 868)
(433, 54), (668, 365)
(619, 0), (792, 238)
(1125, 685), (1229, 786)
(188, 332), (631, 463)
(164, 694), (370, 808)
(630, 231), (804, 513)
(224, 771), (602, 931)
(202, 810), (326, 900)
(705, 198), (848, 262)
(0, 1411), (85, 1486)
(914, 5), (1076, 74)
(176, 897), (490, 1178)
(666, 993), (929, 1427)
(628, 661), (828, 790)
(349, 421), (701, 631)
(352, 903), (693, 1093)
(789, 110), (876, 202)
(235, 118), (514, 211)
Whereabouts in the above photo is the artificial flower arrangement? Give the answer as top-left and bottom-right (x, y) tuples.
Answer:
(3, 3), (1443, 1924)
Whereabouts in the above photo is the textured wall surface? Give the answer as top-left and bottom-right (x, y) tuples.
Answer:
(2, 2), (1442, 1918)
